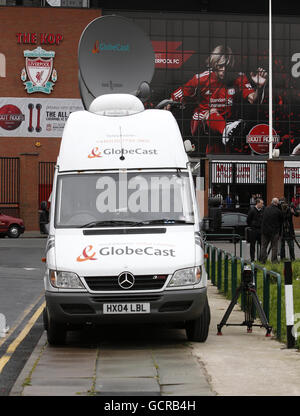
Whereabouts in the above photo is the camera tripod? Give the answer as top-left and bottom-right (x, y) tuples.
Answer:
(268, 235), (300, 259)
(294, 235), (300, 250)
(217, 276), (272, 337)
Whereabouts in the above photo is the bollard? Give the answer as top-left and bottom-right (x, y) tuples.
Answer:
(217, 248), (222, 290)
(231, 256), (237, 298)
(224, 253), (229, 294)
(0, 313), (9, 338)
(211, 246), (216, 285)
(284, 261), (295, 348)
(241, 239), (247, 258)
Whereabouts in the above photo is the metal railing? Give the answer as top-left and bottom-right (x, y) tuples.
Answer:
(205, 242), (282, 340)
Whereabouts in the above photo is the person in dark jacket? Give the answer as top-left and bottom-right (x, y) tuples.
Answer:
(39, 201), (49, 235)
(280, 199), (299, 261)
(247, 198), (264, 262)
(260, 198), (283, 263)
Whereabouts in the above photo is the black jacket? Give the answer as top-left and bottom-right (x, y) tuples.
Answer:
(261, 204), (283, 236)
(247, 206), (264, 231)
(281, 206), (299, 237)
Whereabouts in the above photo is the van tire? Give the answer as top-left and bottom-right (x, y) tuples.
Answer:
(42, 307), (48, 330)
(46, 310), (66, 346)
(185, 298), (210, 342)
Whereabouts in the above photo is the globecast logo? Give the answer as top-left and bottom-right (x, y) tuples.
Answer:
(76, 245), (176, 262)
(88, 147), (158, 158)
(77, 245), (97, 262)
(92, 40), (130, 54)
(99, 246), (176, 257)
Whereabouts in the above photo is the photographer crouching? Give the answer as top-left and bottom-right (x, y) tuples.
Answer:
(279, 198), (299, 262)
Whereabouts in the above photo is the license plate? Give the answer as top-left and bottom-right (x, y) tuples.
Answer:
(103, 303), (150, 314)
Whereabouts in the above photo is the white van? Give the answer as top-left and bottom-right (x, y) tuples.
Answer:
(43, 94), (210, 345)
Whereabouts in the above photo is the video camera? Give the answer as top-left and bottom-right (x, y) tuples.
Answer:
(278, 198), (290, 212)
(242, 265), (254, 286)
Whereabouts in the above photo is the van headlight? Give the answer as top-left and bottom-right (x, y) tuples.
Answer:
(49, 270), (84, 289)
(168, 266), (202, 287)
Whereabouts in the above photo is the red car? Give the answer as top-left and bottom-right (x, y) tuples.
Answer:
(0, 212), (25, 238)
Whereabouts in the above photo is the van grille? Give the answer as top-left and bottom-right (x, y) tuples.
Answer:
(60, 304), (95, 314)
(90, 294), (162, 303)
(83, 275), (167, 291)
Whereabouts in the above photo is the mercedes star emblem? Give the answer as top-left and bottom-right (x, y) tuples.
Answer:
(118, 272), (135, 290)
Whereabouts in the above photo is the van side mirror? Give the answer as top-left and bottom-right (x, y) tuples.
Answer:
(184, 140), (195, 153)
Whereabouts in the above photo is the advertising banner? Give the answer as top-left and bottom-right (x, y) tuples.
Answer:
(284, 167), (300, 184)
(211, 162), (266, 184)
(120, 11), (300, 157)
(0, 97), (83, 137)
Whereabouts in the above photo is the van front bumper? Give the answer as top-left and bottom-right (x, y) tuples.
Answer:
(45, 287), (208, 327)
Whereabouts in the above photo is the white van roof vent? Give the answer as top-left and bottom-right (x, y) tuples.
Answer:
(89, 94), (144, 116)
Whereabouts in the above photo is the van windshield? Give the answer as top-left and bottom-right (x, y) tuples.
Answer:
(55, 171), (195, 228)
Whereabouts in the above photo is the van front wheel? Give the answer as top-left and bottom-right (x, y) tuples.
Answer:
(46, 310), (66, 346)
(185, 298), (210, 342)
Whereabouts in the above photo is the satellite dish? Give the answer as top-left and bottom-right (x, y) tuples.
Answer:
(78, 15), (155, 108)
(78, 70), (95, 110)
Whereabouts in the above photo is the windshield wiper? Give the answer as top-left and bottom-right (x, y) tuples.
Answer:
(80, 220), (139, 228)
(81, 219), (194, 228)
(132, 219), (195, 226)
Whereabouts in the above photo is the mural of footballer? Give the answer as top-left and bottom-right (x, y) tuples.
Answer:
(169, 45), (268, 153)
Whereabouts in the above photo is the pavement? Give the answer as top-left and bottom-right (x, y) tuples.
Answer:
(9, 280), (300, 397)
(9, 231), (300, 396)
(20, 231), (48, 238)
(194, 283), (300, 396)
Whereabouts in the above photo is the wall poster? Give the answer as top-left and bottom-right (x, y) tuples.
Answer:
(118, 11), (300, 157)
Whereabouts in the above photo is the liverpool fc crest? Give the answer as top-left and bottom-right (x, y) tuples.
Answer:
(21, 47), (57, 94)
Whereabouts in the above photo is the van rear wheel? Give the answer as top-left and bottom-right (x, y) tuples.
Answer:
(185, 298), (210, 342)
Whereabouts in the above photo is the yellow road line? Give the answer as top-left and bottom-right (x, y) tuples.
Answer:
(0, 292), (44, 348)
(0, 301), (45, 374)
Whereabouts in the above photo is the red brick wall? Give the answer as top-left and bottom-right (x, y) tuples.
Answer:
(266, 160), (285, 206)
(0, 7), (101, 230)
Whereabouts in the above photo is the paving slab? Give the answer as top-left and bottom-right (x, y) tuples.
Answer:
(161, 383), (215, 396)
(158, 372), (205, 385)
(96, 362), (157, 378)
(22, 378), (93, 387)
(95, 377), (160, 393)
(98, 350), (153, 359)
(22, 386), (89, 396)
(153, 355), (199, 365)
(30, 363), (95, 379)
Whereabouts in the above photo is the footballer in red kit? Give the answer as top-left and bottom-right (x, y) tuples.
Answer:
(170, 45), (268, 153)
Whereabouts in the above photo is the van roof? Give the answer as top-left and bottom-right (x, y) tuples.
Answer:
(57, 105), (188, 172)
